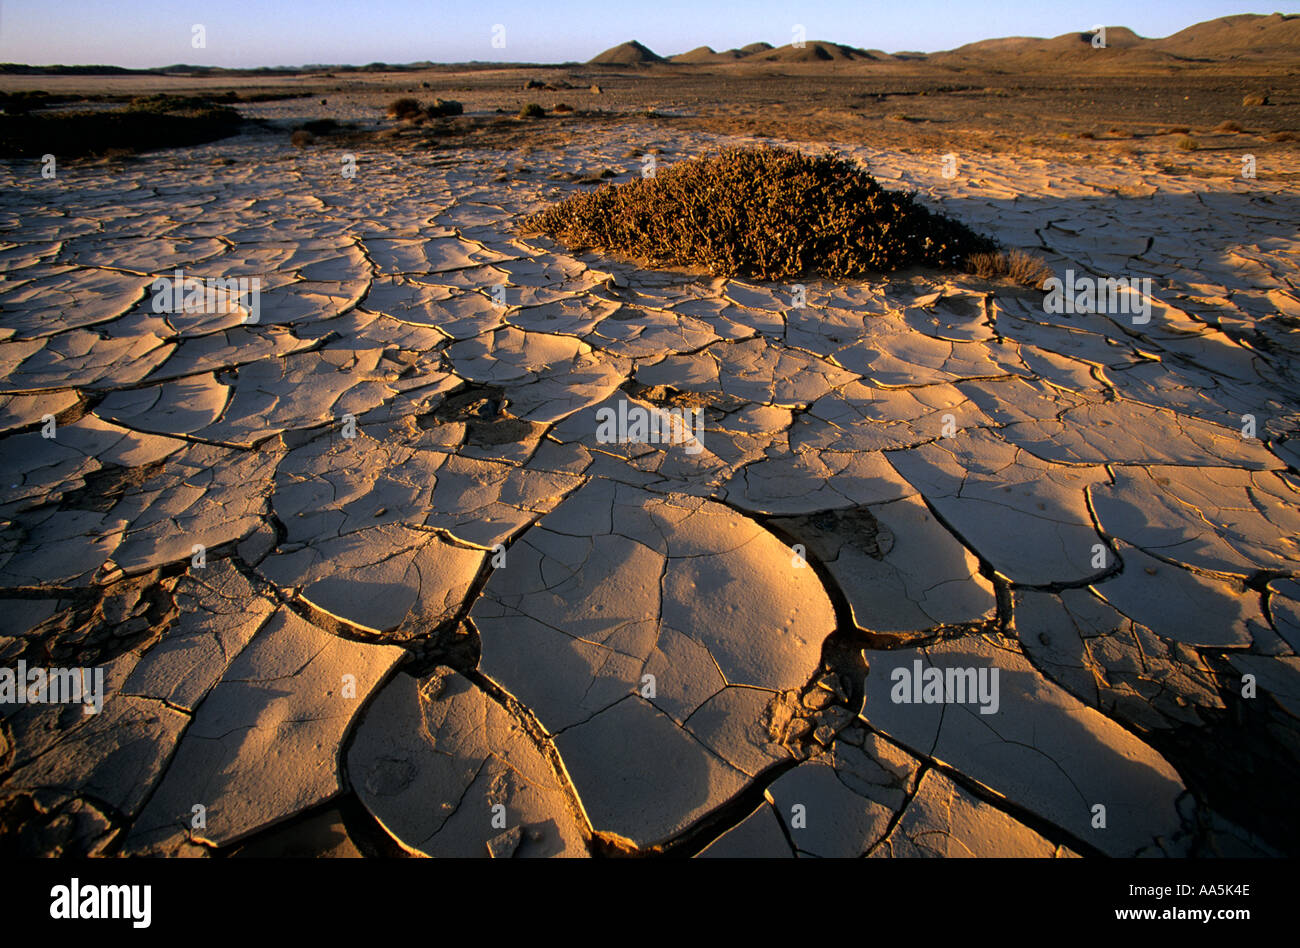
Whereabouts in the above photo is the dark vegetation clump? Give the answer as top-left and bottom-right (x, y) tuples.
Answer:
(387, 97), (422, 119)
(386, 97), (463, 122)
(0, 93), (243, 158)
(518, 103), (546, 118)
(429, 98), (463, 117)
(525, 146), (999, 280)
(0, 90), (71, 114)
(125, 94), (237, 116)
(300, 118), (339, 135)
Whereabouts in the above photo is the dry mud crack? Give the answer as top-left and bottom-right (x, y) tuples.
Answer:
(2, 125), (1298, 858)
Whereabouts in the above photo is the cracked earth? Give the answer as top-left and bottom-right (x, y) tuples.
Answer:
(2, 124), (1299, 858)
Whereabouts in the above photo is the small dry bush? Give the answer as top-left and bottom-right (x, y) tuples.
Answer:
(965, 249), (1053, 288)
(518, 103), (546, 118)
(1215, 120), (1243, 133)
(525, 146), (997, 280)
(1175, 136), (1199, 151)
(429, 99), (463, 117)
(387, 97), (422, 119)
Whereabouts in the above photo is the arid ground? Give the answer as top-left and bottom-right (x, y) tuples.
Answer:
(2, 27), (1300, 858)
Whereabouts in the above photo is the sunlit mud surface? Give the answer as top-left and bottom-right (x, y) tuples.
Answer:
(2, 122), (1298, 857)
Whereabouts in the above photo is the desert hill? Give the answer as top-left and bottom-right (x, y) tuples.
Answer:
(752, 41), (879, 62)
(588, 40), (663, 65)
(593, 14), (1298, 69)
(932, 14), (1297, 65)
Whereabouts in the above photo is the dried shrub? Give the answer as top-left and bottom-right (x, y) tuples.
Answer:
(553, 103), (574, 113)
(518, 102), (546, 118)
(429, 98), (463, 117)
(0, 99), (243, 159)
(0, 89), (53, 114)
(300, 118), (338, 135)
(525, 146), (997, 280)
(387, 97), (422, 119)
(965, 249), (1053, 288)
(1175, 136), (1199, 151)
(126, 94), (237, 117)
(1166, 125), (1191, 135)
(1266, 130), (1297, 142)
(290, 129), (314, 148)
(1077, 130), (1096, 140)
(1214, 120), (1243, 133)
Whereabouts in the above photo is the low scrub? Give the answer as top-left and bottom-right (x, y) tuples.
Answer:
(525, 146), (998, 280)
(0, 96), (243, 159)
(965, 249), (1053, 288)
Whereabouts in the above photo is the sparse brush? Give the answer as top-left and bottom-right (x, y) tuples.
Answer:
(553, 103), (574, 113)
(126, 94), (236, 117)
(290, 129), (314, 148)
(1266, 130), (1297, 142)
(300, 118), (338, 135)
(0, 89), (52, 114)
(1077, 130), (1096, 139)
(518, 103), (546, 118)
(1175, 136), (1199, 151)
(1214, 120), (1243, 133)
(965, 249), (1053, 288)
(524, 145), (997, 281)
(0, 103), (243, 159)
(428, 99), (463, 117)
(386, 97), (422, 119)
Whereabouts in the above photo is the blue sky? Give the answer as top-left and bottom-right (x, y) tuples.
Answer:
(1, 1), (1292, 67)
